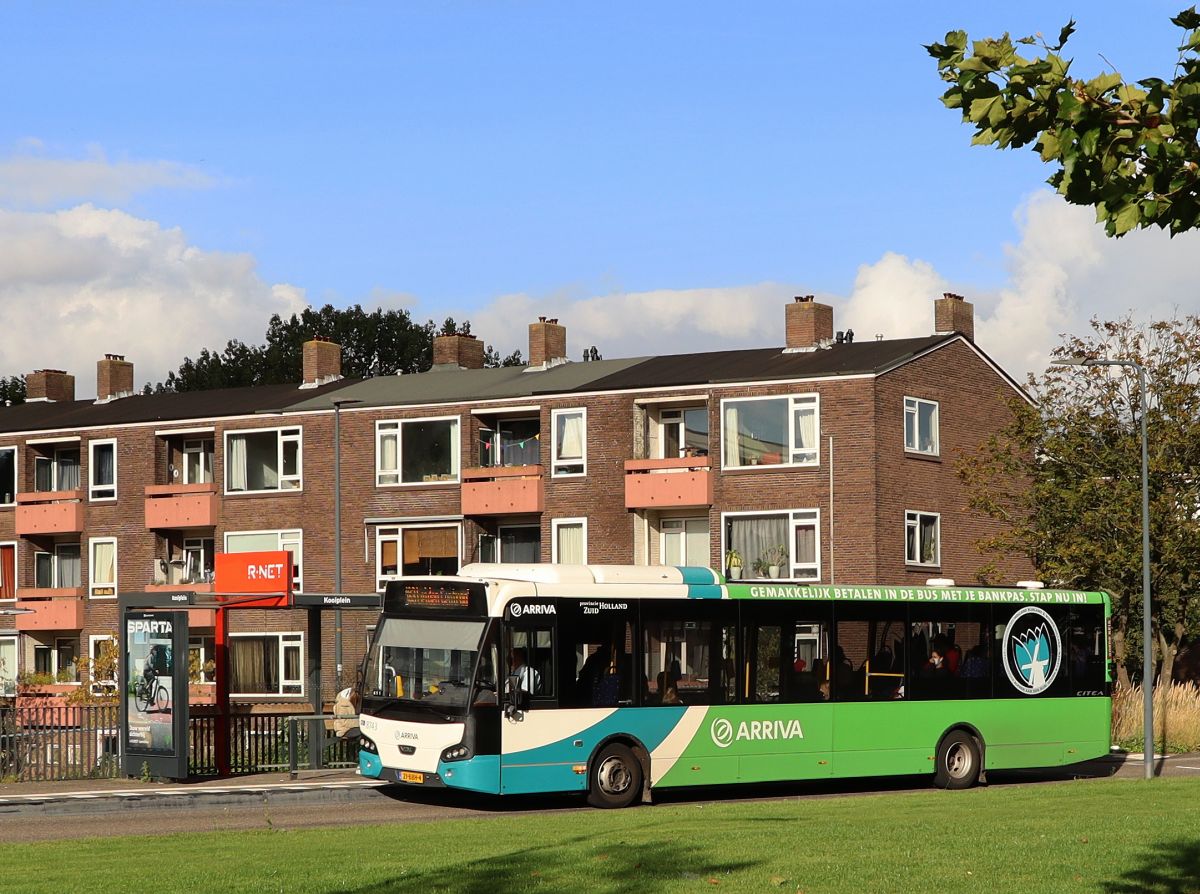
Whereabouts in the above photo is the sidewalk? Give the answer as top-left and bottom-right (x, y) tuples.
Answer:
(0, 767), (380, 809)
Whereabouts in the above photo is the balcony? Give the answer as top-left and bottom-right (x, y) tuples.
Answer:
(624, 456), (713, 509)
(461, 465), (545, 515)
(14, 491), (85, 536)
(144, 483), (220, 529)
(15, 588), (86, 631)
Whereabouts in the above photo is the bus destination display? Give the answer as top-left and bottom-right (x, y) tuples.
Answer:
(403, 584), (472, 609)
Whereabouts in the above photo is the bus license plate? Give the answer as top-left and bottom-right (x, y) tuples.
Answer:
(400, 771), (424, 784)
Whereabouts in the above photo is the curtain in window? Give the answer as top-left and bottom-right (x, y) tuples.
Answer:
(556, 523), (584, 564)
(228, 436), (248, 491)
(557, 414), (583, 461)
(921, 517), (938, 563)
(95, 445), (114, 486)
(58, 546), (81, 588)
(230, 637), (273, 694)
(796, 407), (817, 455)
(0, 449), (14, 504)
(729, 516), (788, 578)
(0, 637), (15, 696)
(246, 435), (278, 490)
(0, 545), (14, 599)
(919, 403), (937, 451)
(722, 405), (740, 467)
(92, 541), (115, 586)
(380, 540), (398, 576)
(795, 524), (816, 564)
(227, 532), (280, 553)
(379, 431), (398, 476)
(35, 458), (52, 492)
(58, 452), (80, 490)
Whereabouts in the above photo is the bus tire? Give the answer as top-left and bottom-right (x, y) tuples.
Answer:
(934, 729), (981, 790)
(587, 743), (642, 809)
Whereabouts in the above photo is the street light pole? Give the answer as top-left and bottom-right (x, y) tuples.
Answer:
(1056, 356), (1153, 779)
(331, 397), (362, 687)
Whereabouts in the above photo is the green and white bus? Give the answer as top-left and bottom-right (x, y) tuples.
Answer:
(357, 564), (1111, 808)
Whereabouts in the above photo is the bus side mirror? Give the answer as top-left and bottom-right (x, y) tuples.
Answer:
(504, 675), (530, 716)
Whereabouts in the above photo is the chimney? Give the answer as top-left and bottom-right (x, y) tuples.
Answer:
(432, 333), (485, 370)
(25, 369), (75, 403)
(934, 292), (974, 341)
(784, 296), (834, 352)
(528, 317), (567, 368)
(96, 354), (134, 402)
(301, 339), (343, 388)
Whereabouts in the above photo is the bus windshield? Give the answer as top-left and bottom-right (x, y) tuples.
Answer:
(363, 616), (487, 712)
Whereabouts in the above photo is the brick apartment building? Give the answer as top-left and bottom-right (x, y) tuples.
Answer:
(0, 293), (1032, 709)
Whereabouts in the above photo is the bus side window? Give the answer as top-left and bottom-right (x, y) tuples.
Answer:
(509, 627), (555, 699)
(834, 608), (906, 701)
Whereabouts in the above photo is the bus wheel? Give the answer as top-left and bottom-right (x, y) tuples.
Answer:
(587, 743), (643, 809)
(934, 730), (981, 790)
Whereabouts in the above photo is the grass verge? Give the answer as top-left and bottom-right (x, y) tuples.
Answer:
(2, 777), (1198, 893)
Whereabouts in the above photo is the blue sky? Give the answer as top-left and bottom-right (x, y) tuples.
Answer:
(1, 3), (1197, 390)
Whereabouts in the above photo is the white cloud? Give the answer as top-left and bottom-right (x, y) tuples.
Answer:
(0, 205), (306, 396)
(0, 145), (214, 207)
(461, 191), (1200, 379)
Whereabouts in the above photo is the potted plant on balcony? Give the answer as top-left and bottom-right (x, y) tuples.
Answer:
(725, 549), (743, 580)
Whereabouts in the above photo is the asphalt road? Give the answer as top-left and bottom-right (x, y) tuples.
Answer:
(1, 754), (1190, 844)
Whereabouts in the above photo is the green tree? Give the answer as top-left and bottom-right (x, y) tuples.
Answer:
(959, 317), (1200, 685)
(152, 304), (521, 391)
(0, 375), (25, 405)
(928, 8), (1200, 236)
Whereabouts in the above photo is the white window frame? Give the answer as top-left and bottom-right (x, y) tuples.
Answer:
(905, 510), (941, 567)
(659, 516), (709, 567)
(720, 394), (820, 470)
(375, 523), (462, 590)
(658, 407), (709, 459)
(551, 517), (588, 564)
(35, 446), (81, 493)
(224, 529), (303, 592)
(88, 634), (118, 687)
(904, 396), (940, 456)
(223, 426), (303, 495)
(35, 543), (82, 589)
(493, 523), (541, 564)
(0, 634), (17, 696)
(88, 537), (118, 599)
(183, 536), (215, 584)
(33, 637), (79, 682)
(0, 541), (15, 602)
(228, 632), (304, 697)
(550, 407), (587, 477)
(375, 416), (461, 487)
(183, 438), (214, 484)
(721, 508), (822, 583)
(88, 439), (117, 501)
(0, 446), (16, 506)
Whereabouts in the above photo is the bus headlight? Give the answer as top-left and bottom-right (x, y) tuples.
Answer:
(359, 737), (379, 755)
(441, 744), (471, 762)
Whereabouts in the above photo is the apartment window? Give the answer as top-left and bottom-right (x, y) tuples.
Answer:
(0, 543), (14, 600)
(721, 394), (819, 468)
(480, 525), (541, 564)
(183, 439), (214, 484)
(89, 439), (117, 500)
(724, 509), (821, 582)
(35, 543), (81, 588)
(225, 427), (301, 493)
(479, 418), (541, 467)
(88, 635), (118, 687)
(229, 632), (303, 696)
(376, 417), (460, 486)
(904, 397), (940, 456)
(89, 538), (117, 598)
(0, 635), (16, 696)
(661, 517), (708, 566)
(183, 537), (215, 584)
(551, 408), (586, 476)
(660, 407), (709, 458)
(225, 530), (303, 592)
(189, 635), (216, 683)
(0, 447), (14, 505)
(34, 638), (78, 682)
(376, 525), (459, 589)
(552, 518), (587, 564)
(35, 447), (80, 492)
(905, 510), (941, 566)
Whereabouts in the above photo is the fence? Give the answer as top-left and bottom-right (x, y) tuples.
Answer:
(0, 703), (358, 783)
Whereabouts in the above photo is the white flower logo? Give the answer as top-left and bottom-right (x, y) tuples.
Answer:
(710, 718), (734, 748)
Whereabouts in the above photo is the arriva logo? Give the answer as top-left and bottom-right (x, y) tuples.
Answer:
(509, 603), (555, 618)
(709, 717), (804, 748)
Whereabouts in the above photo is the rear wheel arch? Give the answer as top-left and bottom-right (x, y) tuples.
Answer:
(934, 723), (986, 789)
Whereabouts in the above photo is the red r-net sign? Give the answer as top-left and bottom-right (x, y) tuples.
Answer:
(214, 551), (293, 595)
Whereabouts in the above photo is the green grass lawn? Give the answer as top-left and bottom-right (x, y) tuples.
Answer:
(3, 778), (1197, 893)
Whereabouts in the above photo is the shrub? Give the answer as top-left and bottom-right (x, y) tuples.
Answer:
(1112, 680), (1200, 754)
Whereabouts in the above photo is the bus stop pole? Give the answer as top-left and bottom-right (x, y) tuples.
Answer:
(215, 606), (231, 777)
(307, 609), (322, 770)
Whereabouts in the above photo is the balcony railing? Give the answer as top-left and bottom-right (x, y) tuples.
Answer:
(624, 456), (713, 509)
(15, 588), (86, 631)
(14, 491), (85, 536)
(144, 482), (220, 529)
(461, 465), (545, 515)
